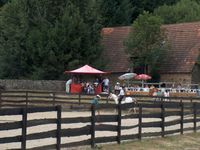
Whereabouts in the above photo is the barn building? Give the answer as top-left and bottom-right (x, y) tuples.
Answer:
(101, 22), (200, 86)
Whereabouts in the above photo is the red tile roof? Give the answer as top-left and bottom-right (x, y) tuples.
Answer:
(101, 26), (131, 73)
(160, 22), (200, 73)
(101, 22), (200, 73)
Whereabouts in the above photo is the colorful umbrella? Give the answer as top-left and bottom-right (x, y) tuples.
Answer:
(118, 73), (137, 87)
(118, 73), (137, 80)
(134, 74), (151, 88)
(134, 74), (151, 80)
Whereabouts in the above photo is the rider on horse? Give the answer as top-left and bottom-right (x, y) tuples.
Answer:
(118, 85), (125, 104)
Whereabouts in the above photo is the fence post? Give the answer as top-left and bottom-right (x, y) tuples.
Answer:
(25, 91), (28, 108)
(91, 104), (96, 148)
(161, 102), (165, 137)
(106, 96), (108, 104)
(180, 101), (184, 134)
(193, 102), (197, 132)
(0, 91), (2, 108)
(53, 92), (55, 106)
(56, 105), (61, 150)
(138, 105), (142, 140)
(21, 108), (27, 150)
(78, 94), (81, 105)
(117, 104), (122, 144)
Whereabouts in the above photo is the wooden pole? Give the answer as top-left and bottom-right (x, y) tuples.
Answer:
(91, 104), (96, 148)
(53, 92), (55, 106)
(106, 95), (108, 104)
(193, 102), (197, 132)
(0, 91), (2, 108)
(78, 94), (81, 105)
(25, 91), (28, 108)
(138, 105), (142, 140)
(180, 102), (184, 134)
(117, 104), (122, 144)
(56, 105), (61, 150)
(161, 103), (165, 137)
(21, 108), (27, 150)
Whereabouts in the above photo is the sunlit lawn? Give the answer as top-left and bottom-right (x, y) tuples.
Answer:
(89, 132), (200, 150)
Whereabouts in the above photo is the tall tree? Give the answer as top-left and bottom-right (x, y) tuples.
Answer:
(131, 0), (180, 21)
(0, 0), (30, 78)
(0, 0), (103, 79)
(70, 0), (103, 67)
(124, 11), (168, 79)
(154, 0), (200, 24)
(0, 0), (8, 7)
(98, 0), (133, 27)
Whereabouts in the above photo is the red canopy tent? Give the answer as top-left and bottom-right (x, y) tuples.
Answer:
(64, 65), (109, 94)
(64, 65), (109, 74)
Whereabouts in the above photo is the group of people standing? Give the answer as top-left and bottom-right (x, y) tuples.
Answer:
(65, 76), (111, 94)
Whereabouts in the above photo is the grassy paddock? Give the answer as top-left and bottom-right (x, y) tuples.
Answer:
(90, 132), (200, 150)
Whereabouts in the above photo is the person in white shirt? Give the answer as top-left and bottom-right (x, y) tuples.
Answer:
(66, 79), (72, 93)
(114, 82), (120, 94)
(102, 77), (109, 92)
(164, 90), (170, 101)
(143, 85), (149, 92)
(118, 86), (125, 103)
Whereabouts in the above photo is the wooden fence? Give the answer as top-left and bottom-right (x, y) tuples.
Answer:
(0, 101), (200, 149)
(0, 90), (200, 109)
(0, 106), (61, 150)
(0, 90), (107, 108)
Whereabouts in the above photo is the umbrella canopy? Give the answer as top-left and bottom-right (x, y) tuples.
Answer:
(134, 74), (151, 80)
(134, 74), (151, 88)
(118, 73), (137, 80)
(64, 65), (109, 74)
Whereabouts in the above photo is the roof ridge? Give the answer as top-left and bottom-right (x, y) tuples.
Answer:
(102, 21), (200, 30)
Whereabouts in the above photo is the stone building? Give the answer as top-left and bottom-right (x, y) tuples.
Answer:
(101, 22), (200, 85)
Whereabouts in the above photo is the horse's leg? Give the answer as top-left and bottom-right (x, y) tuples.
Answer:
(127, 107), (135, 115)
(130, 107), (136, 114)
(133, 107), (136, 113)
(127, 108), (131, 115)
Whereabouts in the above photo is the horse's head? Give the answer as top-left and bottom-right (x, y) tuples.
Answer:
(107, 93), (118, 104)
(96, 95), (101, 99)
(107, 93), (113, 100)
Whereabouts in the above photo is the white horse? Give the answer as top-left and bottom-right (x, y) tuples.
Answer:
(108, 93), (137, 113)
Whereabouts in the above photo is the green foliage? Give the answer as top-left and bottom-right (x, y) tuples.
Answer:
(0, 0), (30, 78)
(154, 0), (200, 24)
(97, 0), (133, 27)
(131, 0), (180, 21)
(97, 0), (180, 25)
(0, 0), (103, 79)
(0, 0), (9, 7)
(124, 11), (167, 77)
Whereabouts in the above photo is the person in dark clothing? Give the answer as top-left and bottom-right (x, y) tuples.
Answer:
(91, 95), (101, 115)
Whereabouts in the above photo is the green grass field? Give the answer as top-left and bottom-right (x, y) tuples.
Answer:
(91, 132), (200, 150)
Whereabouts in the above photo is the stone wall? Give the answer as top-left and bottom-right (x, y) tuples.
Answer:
(192, 64), (200, 84)
(160, 73), (192, 84)
(0, 79), (66, 91)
